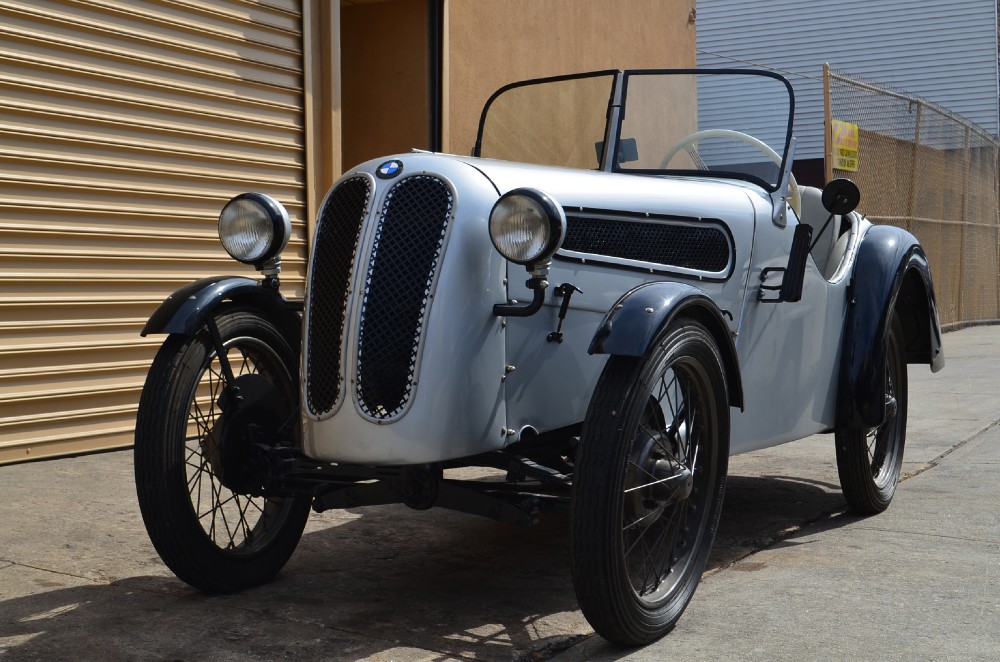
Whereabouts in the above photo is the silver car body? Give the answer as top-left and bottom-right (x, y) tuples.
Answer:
(301, 152), (863, 464)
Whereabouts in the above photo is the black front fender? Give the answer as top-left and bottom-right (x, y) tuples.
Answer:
(588, 281), (743, 410)
(141, 276), (302, 339)
(839, 225), (944, 428)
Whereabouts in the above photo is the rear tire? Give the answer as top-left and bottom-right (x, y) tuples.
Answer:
(571, 318), (729, 645)
(836, 311), (908, 514)
(134, 310), (311, 592)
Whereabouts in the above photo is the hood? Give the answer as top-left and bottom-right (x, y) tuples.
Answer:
(343, 151), (760, 221)
(456, 154), (760, 220)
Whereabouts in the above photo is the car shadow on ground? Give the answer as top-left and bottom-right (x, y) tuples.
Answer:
(0, 474), (851, 661)
(711, 473), (848, 564)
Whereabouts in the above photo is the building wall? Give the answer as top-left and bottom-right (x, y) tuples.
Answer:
(697, 0), (1000, 162)
(444, 0), (697, 155)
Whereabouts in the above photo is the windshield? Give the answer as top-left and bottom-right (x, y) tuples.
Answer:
(476, 71), (616, 170)
(474, 69), (794, 191)
(617, 70), (793, 189)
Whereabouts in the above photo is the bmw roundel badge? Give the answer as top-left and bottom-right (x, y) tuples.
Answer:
(376, 160), (403, 179)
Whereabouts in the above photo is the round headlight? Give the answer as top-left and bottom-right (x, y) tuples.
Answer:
(218, 193), (291, 266)
(488, 188), (566, 266)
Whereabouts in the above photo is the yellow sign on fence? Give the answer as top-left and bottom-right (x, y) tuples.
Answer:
(831, 119), (859, 171)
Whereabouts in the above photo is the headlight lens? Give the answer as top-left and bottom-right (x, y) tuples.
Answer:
(488, 188), (565, 266)
(218, 193), (291, 265)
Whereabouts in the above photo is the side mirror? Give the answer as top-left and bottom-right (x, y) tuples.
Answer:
(594, 137), (639, 165)
(822, 178), (861, 215)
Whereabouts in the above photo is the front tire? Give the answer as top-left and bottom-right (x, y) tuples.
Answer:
(836, 311), (908, 514)
(134, 309), (311, 593)
(571, 318), (730, 646)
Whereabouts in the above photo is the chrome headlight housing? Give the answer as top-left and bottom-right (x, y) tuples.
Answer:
(218, 192), (291, 266)
(488, 188), (566, 268)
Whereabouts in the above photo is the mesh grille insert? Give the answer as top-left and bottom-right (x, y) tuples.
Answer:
(561, 215), (730, 273)
(305, 177), (372, 417)
(356, 176), (453, 420)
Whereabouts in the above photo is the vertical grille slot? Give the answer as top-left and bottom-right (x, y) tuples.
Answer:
(356, 176), (453, 420)
(306, 176), (372, 417)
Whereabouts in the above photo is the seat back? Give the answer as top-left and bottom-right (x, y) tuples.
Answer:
(797, 186), (840, 279)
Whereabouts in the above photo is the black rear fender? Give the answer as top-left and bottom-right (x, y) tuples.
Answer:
(839, 225), (944, 428)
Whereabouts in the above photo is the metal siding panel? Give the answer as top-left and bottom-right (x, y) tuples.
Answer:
(0, 0), (307, 464)
(697, 0), (1000, 158)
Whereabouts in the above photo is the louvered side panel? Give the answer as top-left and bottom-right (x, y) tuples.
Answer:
(0, 0), (307, 463)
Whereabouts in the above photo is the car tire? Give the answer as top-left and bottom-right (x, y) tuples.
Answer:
(571, 318), (729, 646)
(836, 311), (908, 514)
(134, 309), (311, 593)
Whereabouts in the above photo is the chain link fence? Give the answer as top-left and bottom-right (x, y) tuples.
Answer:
(824, 66), (1000, 328)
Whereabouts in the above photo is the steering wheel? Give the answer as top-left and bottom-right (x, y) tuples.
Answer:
(659, 129), (801, 217)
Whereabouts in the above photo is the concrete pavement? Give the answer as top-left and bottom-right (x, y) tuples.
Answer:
(563, 324), (1000, 661)
(1, 325), (997, 661)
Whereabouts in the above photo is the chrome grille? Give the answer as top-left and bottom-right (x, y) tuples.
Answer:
(356, 176), (453, 420)
(305, 176), (372, 417)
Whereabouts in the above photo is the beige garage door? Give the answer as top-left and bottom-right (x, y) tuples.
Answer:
(0, 0), (308, 464)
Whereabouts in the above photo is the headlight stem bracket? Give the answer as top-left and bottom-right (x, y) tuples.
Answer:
(259, 254), (283, 291)
(493, 275), (549, 318)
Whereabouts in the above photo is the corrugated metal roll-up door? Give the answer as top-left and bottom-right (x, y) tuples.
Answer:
(0, 0), (308, 463)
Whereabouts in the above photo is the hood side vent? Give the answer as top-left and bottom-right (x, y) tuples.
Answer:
(561, 214), (732, 276)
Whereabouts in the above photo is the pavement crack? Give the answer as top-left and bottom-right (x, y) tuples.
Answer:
(846, 526), (998, 545)
(0, 559), (106, 584)
(515, 633), (590, 661)
(706, 505), (849, 577)
(901, 419), (1000, 482)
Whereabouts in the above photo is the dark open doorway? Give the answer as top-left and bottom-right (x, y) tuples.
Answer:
(340, 0), (443, 171)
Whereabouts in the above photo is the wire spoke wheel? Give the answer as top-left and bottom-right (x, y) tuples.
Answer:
(622, 370), (697, 601)
(836, 311), (908, 514)
(135, 309), (311, 592)
(185, 336), (293, 552)
(572, 318), (729, 646)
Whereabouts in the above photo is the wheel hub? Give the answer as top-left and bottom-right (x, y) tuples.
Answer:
(884, 394), (897, 420)
(651, 459), (694, 502)
(203, 373), (292, 495)
(625, 432), (693, 525)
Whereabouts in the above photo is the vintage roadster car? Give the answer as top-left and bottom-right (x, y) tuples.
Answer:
(134, 69), (943, 645)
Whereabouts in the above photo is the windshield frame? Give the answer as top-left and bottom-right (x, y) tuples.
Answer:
(473, 69), (619, 165)
(473, 68), (795, 193)
(611, 68), (795, 192)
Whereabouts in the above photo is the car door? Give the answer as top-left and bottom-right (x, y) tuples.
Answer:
(730, 203), (849, 454)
